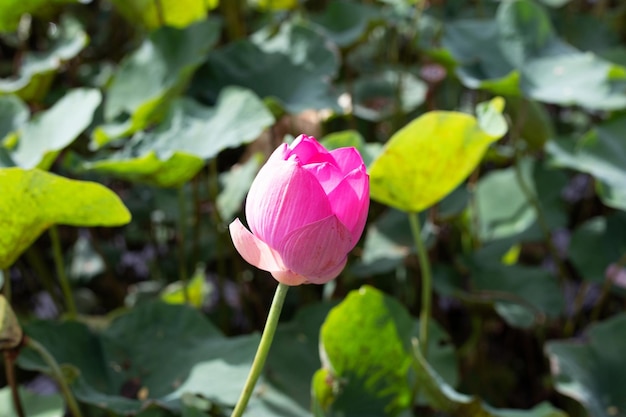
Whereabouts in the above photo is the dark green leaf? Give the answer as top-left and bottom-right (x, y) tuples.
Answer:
(217, 154), (262, 222)
(0, 386), (63, 417)
(97, 19), (221, 146)
(352, 209), (414, 276)
(473, 163), (536, 242)
(568, 212), (626, 283)
(11, 88), (101, 169)
(546, 313), (626, 417)
(18, 302), (308, 416)
(352, 70), (427, 122)
(547, 115), (626, 210)
(0, 0), (82, 33)
(252, 21), (339, 79)
(0, 95), (28, 140)
(0, 17), (88, 101)
(195, 40), (339, 113)
(310, 0), (381, 47)
(413, 341), (567, 417)
(470, 262), (564, 328)
(85, 88), (273, 187)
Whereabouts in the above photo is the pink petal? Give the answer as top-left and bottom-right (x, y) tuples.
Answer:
(270, 270), (309, 286)
(343, 165), (369, 200)
(277, 215), (352, 283)
(229, 219), (284, 271)
(305, 258), (348, 285)
(245, 159), (333, 248)
(229, 219), (308, 286)
(302, 161), (343, 194)
(287, 135), (335, 165)
(266, 143), (290, 163)
(329, 147), (365, 175)
(327, 169), (369, 244)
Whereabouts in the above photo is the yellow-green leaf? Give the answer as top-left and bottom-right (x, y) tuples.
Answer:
(0, 295), (22, 350)
(83, 150), (204, 188)
(0, 168), (131, 269)
(253, 0), (298, 11)
(161, 266), (212, 308)
(110, 0), (217, 30)
(369, 97), (507, 212)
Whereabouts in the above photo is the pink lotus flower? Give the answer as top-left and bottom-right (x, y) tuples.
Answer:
(229, 134), (369, 285)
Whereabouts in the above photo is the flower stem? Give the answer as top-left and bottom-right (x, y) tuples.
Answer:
(4, 351), (25, 417)
(25, 337), (83, 417)
(230, 283), (289, 417)
(409, 212), (433, 358)
(49, 226), (77, 318)
(2, 268), (10, 302)
(177, 186), (189, 303)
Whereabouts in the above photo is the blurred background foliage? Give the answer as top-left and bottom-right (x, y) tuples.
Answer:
(1, 0), (626, 416)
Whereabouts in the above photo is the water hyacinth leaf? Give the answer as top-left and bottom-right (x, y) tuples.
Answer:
(0, 18), (88, 101)
(196, 40), (339, 113)
(217, 154), (262, 222)
(98, 19), (221, 146)
(546, 313), (626, 417)
(369, 97), (507, 213)
(546, 115), (626, 211)
(568, 213), (626, 283)
(315, 286), (414, 416)
(0, 95), (28, 140)
(310, 0), (381, 47)
(413, 341), (567, 417)
(352, 70), (427, 122)
(0, 168), (131, 269)
(18, 302), (307, 416)
(11, 88), (102, 169)
(0, 386), (64, 417)
(110, 0), (218, 30)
